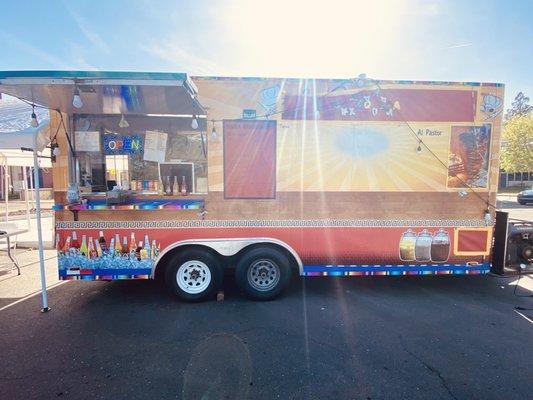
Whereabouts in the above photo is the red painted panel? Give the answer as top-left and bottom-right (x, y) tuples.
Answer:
(283, 89), (476, 122)
(224, 120), (276, 199)
(57, 225), (484, 266)
(457, 230), (488, 252)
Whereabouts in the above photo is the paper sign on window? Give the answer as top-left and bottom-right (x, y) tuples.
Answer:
(75, 131), (100, 152)
(144, 130), (168, 163)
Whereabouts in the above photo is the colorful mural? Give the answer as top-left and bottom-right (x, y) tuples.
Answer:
(195, 78), (504, 194)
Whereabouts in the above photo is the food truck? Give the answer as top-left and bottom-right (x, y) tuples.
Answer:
(0, 71), (505, 301)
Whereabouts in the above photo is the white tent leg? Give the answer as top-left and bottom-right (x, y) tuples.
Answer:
(33, 152), (49, 312)
(29, 167), (35, 210)
(22, 166), (30, 229)
(4, 161), (8, 222)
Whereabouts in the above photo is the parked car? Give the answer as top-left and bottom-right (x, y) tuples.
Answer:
(517, 188), (533, 205)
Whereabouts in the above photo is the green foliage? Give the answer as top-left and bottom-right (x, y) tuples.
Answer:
(500, 116), (533, 174)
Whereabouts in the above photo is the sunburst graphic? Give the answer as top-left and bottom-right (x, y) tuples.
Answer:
(277, 121), (450, 192)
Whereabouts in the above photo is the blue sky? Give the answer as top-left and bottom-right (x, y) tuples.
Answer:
(0, 0), (531, 109)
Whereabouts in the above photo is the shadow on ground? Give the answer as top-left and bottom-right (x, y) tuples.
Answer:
(0, 273), (531, 400)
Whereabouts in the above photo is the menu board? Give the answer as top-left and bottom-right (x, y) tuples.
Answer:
(75, 131), (100, 152)
(144, 130), (168, 163)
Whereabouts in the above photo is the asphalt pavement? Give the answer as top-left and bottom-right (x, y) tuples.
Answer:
(0, 198), (532, 400)
(0, 265), (531, 400)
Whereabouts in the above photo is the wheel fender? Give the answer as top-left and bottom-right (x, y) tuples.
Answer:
(152, 238), (303, 277)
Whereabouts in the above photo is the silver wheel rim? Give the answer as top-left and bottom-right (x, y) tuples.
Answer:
(176, 260), (212, 294)
(247, 259), (280, 292)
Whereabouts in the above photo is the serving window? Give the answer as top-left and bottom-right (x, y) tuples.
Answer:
(73, 114), (207, 194)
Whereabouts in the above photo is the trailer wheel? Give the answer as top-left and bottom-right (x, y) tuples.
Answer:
(165, 249), (222, 302)
(235, 247), (291, 300)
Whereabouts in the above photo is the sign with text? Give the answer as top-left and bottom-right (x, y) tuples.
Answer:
(282, 89), (476, 122)
(75, 131), (100, 152)
(242, 109), (257, 119)
(104, 134), (143, 155)
(143, 130), (168, 163)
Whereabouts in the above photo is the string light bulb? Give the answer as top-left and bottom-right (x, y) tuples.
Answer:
(72, 87), (83, 109)
(30, 105), (39, 127)
(191, 115), (199, 130)
(118, 114), (129, 128)
(211, 120), (217, 140)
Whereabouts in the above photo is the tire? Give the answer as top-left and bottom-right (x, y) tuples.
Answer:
(235, 247), (292, 300)
(518, 201), (526, 205)
(165, 249), (222, 302)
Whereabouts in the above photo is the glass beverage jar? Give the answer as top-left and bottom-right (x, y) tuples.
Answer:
(431, 229), (450, 263)
(399, 229), (417, 262)
(415, 229), (432, 262)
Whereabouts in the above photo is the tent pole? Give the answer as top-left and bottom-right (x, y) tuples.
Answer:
(22, 166), (30, 229)
(33, 151), (49, 312)
(4, 160), (8, 222)
(29, 166), (35, 210)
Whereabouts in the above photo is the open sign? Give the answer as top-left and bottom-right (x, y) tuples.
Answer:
(104, 135), (143, 155)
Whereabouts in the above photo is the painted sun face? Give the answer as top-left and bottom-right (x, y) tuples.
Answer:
(259, 85), (281, 108)
(480, 94), (502, 114)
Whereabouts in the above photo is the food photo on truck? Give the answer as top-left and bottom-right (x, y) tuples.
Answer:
(0, 70), (507, 303)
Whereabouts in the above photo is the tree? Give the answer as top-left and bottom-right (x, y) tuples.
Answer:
(504, 92), (533, 121)
(500, 116), (533, 187)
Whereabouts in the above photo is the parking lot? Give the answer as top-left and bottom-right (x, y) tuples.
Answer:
(0, 199), (531, 400)
(0, 248), (532, 400)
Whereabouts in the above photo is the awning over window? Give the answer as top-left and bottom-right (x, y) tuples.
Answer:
(0, 70), (205, 115)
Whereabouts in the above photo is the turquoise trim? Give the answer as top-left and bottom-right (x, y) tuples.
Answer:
(192, 76), (504, 87)
(0, 70), (187, 81)
(0, 71), (503, 87)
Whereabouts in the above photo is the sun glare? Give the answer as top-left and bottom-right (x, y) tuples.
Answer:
(219, 0), (407, 78)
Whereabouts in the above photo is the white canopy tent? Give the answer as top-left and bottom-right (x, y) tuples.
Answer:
(0, 146), (51, 226)
(0, 123), (51, 311)
(0, 70), (207, 312)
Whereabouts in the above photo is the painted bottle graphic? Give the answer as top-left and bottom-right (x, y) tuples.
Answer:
(95, 238), (103, 257)
(122, 236), (129, 254)
(165, 176), (172, 195)
(144, 235), (151, 258)
(80, 235), (88, 257)
(181, 176), (187, 196)
(140, 241), (148, 260)
(109, 237), (116, 257)
(98, 231), (107, 252)
(114, 234), (122, 254)
(62, 236), (71, 254)
(151, 240), (158, 259)
(415, 229), (432, 262)
(129, 232), (137, 253)
(431, 229), (450, 263)
(172, 176), (179, 196)
(399, 229), (417, 262)
(88, 237), (98, 259)
(71, 231), (80, 249)
(136, 241), (143, 260)
(55, 233), (63, 253)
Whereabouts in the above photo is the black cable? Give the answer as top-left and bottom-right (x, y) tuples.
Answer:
(202, 76), (500, 212)
(513, 266), (533, 298)
(371, 79), (499, 211)
(56, 111), (76, 158)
